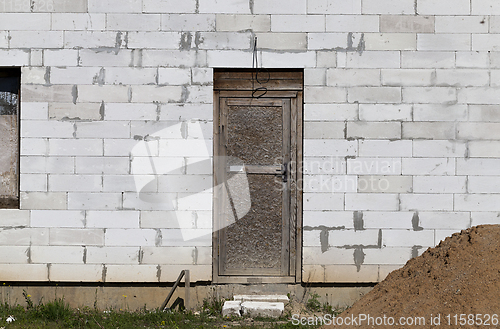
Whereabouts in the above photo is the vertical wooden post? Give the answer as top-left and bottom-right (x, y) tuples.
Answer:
(184, 270), (190, 310)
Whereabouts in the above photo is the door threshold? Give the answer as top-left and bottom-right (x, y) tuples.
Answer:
(214, 276), (297, 284)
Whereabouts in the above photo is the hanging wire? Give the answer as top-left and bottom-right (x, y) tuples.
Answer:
(251, 37), (269, 98)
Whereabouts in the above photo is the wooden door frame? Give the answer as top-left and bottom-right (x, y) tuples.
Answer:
(212, 69), (303, 284)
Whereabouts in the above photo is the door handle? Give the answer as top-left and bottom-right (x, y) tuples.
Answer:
(277, 163), (288, 183)
(226, 164), (288, 182)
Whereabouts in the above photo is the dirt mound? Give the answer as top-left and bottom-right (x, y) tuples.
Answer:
(322, 225), (500, 328)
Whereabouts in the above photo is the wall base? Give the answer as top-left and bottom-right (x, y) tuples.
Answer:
(0, 283), (374, 311)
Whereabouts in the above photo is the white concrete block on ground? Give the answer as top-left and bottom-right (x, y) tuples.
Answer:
(222, 301), (242, 317)
(241, 302), (284, 318)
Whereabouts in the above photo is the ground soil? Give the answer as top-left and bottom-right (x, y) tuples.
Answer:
(322, 225), (500, 329)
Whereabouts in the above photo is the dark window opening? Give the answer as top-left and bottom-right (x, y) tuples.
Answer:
(0, 68), (20, 209)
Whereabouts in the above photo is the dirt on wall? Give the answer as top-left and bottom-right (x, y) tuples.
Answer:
(322, 225), (500, 329)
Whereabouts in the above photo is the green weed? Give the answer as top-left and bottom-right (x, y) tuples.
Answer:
(306, 293), (321, 312)
(201, 289), (225, 316)
(0, 291), (320, 329)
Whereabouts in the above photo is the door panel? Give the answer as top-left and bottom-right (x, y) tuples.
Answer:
(223, 174), (284, 275)
(226, 102), (283, 166)
(218, 98), (290, 276)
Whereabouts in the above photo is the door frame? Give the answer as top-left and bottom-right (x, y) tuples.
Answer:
(212, 69), (303, 284)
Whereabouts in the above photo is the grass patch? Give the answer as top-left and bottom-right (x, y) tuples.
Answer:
(0, 298), (319, 329)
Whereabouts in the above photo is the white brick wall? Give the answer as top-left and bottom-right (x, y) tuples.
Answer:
(0, 0), (498, 286)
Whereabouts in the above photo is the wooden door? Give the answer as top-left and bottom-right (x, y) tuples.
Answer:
(213, 69), (303, 284)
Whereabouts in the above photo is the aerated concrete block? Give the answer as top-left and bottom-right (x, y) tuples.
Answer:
(222, 301), (242, 317)
(241, 301), (284, 318)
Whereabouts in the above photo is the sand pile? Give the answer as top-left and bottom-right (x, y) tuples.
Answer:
(322, 225), (500, 328)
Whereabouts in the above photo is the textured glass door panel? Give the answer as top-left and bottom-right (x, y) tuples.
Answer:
(218, 98), (290, 276)
(227, 105), (283, 166)
(224, 174), (283, 274)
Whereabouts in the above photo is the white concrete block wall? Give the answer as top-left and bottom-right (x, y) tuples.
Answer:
(0, 0), (498, 285)
(299, 0), (500, 283)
